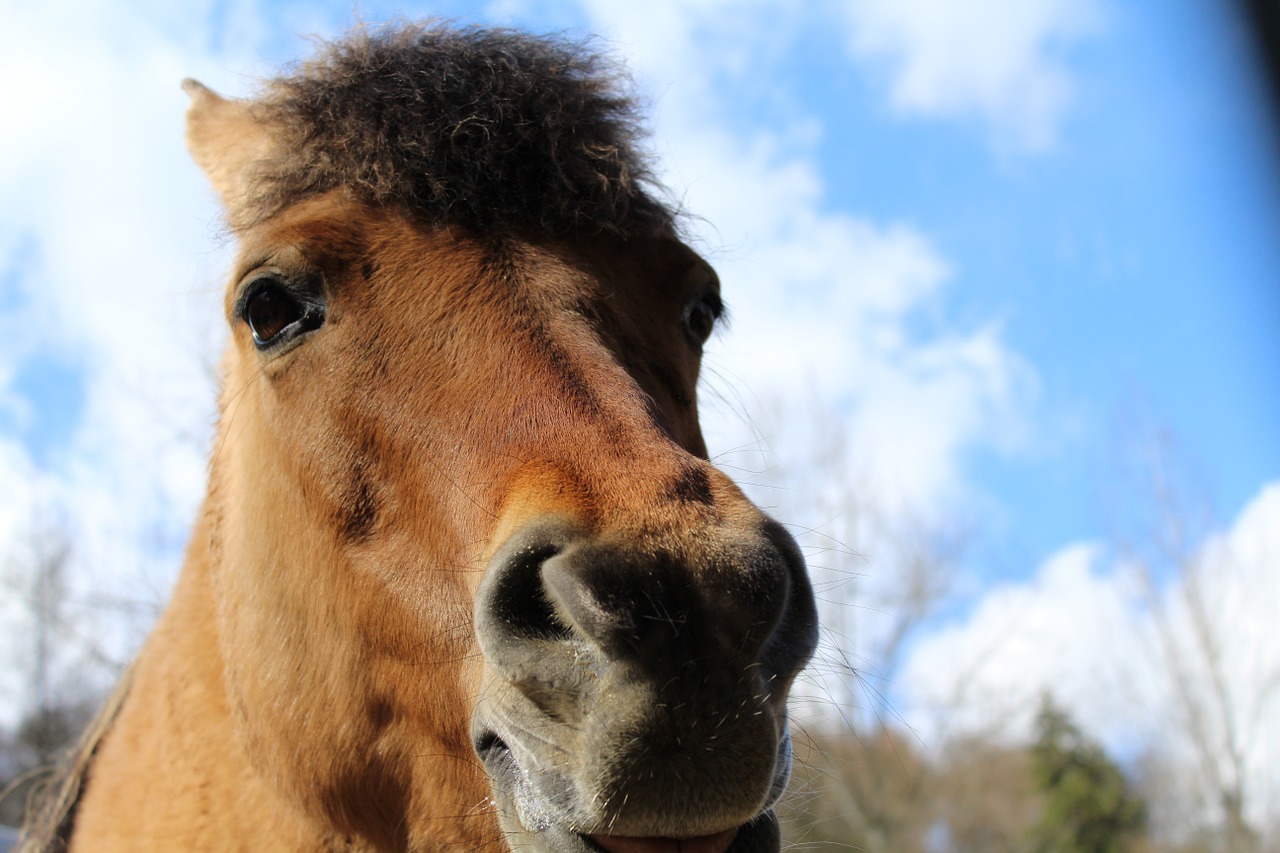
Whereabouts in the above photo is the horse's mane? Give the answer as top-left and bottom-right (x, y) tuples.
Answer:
(16, 668), (133, 853)
(241, 22), (675, 236)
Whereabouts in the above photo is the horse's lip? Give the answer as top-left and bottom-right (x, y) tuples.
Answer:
(586, 827), (739, 853)
(474, 730), (780, 853)
(581, 816), (777, 853)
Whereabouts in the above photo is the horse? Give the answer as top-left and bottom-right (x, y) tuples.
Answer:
(21, 24), (817, 853)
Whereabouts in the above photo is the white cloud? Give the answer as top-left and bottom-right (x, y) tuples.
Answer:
(900, 542), (1143, 742)
(0, 0), (263, 725)
(899, 481), (1280, 836)
(842, 0), (1104, 151)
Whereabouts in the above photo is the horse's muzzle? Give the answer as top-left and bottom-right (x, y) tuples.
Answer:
(472, 516), (817, 850)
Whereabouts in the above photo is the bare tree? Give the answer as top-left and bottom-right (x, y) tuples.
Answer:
(932, 733), (1043, 853)
(742, 399), (968, 853)
(0, 517), (105, 827)
(1114, 425), (1278, 853)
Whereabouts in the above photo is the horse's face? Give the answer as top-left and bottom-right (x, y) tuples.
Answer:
(196, 91), (816, 853)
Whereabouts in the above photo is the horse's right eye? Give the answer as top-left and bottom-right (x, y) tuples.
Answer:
(237, 275), (326, 351)
(246, 284), (301, 344)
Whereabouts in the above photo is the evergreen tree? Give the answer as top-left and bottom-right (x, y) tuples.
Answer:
(1029, 695), (1146, 853)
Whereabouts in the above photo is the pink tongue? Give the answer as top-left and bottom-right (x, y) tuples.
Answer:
(589, 827), (739, 853)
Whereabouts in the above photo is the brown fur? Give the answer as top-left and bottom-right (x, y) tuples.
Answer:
(23, 25), (815, 853)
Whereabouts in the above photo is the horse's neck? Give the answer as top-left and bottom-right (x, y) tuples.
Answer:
(61, 509), (339, 852)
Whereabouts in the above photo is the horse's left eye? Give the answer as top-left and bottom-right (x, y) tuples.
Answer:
(683, 293), (723, 349)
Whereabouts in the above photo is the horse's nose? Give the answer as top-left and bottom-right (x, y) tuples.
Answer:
(472, 513), (817, 837)
(474, 515), (812, 700)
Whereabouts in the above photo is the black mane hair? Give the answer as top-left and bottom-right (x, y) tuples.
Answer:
(248, 23), (674, 236)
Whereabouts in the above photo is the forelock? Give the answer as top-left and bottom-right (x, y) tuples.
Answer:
(240, 23), (675, 236)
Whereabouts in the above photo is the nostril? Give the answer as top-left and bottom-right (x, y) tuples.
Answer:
(474, 730), (506, 759)
(485, 541), (574, 642)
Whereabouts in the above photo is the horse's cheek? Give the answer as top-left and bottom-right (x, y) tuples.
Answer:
(209, 371), (364, 804)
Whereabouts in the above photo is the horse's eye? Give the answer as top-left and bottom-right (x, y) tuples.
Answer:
(245, 285), (300, 344)
(683, 293), (723, 349)
(238, 276), (325, 350)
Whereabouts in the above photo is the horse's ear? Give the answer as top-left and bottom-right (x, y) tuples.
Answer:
(182, 79), (273, 215)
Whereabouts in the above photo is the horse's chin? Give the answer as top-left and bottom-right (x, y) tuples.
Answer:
(475, 733), (785, 853)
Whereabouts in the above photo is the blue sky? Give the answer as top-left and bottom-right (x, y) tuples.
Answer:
(953, 0), (1280, 567)
(1, 0), (1278, 828)
(746, 0), (1280, 573)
